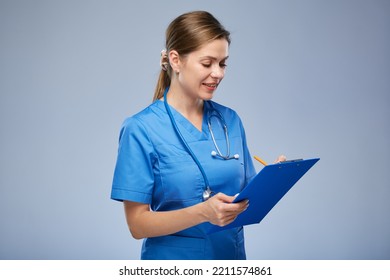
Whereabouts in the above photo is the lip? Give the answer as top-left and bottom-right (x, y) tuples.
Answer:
(202, 82), (218, 91)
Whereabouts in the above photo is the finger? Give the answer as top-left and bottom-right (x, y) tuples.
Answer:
(222, 209), (247, 225)
(224, 200), (249, 213)
(280, 155), (287, 162)
(274, 154), (287, 163)
(214, 192), (236, 203)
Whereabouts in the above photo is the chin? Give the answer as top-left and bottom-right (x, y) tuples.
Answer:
(199, 89), (216, 101)
(200, 93), (214, 101)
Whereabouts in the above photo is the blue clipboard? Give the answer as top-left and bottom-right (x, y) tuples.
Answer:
(207, 158), (320, 234)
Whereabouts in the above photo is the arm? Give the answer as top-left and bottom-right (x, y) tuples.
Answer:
(124, 193), (248, 239)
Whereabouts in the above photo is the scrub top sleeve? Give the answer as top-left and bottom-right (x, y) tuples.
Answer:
(111, 117), (155, 204)
(238, 118), (257, 186)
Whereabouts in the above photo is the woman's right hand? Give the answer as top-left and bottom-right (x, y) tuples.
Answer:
(202, 193), (249, 227)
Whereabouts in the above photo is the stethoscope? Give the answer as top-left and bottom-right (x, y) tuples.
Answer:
(163, 87), (239, 201)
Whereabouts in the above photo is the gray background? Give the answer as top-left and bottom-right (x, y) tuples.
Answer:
(1, 0), (389, 260)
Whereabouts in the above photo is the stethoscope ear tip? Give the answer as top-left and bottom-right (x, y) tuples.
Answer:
(234, 154), (239, 159)
(211, 151), (217, 156)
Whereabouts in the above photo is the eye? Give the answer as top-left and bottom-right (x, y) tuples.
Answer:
(201, 63), (211, 68)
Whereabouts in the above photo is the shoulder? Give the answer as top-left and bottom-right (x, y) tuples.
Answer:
(118, 101), (163, 139)
(121, 101), (162, 129)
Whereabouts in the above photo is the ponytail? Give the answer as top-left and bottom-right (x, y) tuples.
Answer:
(153, 69), (170, 101)
(153, 49), (171, 101)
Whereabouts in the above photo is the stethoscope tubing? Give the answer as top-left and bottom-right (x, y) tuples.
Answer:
(163, 87), (237, 200)
(208, 111), (231, 159)
(163, 88), (211, 189)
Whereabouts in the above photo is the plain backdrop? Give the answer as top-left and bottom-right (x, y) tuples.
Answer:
(0, 0), (389, 259)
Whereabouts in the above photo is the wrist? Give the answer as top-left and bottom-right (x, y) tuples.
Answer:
(191, 201), (209, 224)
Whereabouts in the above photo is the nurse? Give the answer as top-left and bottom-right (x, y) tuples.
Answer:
(111, 11), (281, 259)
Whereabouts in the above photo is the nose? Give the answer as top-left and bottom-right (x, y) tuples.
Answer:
(210, 66), (225, 79)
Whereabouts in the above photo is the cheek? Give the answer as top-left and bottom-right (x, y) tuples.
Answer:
(179, 65), (210, 88)
(197, 69), (212, 81)
(184, 68), (207, 84)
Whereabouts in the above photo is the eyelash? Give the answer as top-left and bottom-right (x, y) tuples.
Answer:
(202, 63), (227, 68)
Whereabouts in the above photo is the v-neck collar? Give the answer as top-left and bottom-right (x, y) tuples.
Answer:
(154, 100), (209, 141)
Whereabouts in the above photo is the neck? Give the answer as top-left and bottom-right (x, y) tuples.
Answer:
(165, 85), (204, 131)
(166, 87), (204, 118)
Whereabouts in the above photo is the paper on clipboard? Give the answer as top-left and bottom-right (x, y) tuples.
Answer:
(207, 158), (320, 234)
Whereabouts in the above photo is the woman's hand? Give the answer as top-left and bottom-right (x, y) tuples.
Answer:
(202, 193), (249, 227)
(274, 154), (287, 163)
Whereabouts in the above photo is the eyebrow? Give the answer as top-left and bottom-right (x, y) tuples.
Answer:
(199, 55), (229, 61)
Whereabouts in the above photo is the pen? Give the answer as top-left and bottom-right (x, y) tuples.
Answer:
(254, 155), (267, 166)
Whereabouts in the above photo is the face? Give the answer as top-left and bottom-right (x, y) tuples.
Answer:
(174, 39), (229, 101)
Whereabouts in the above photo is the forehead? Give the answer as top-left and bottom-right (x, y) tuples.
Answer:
(192, 39), (229, 59)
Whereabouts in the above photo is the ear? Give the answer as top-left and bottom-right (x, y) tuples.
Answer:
(168, 50), (181, 73)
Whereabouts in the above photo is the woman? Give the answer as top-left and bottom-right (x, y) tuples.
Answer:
(111, 11), (276, 259)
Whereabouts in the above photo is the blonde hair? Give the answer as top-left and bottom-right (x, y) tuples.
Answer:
(153, 11), (231, 101)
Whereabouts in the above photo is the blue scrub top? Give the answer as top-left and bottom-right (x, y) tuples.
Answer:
(111, 100), (256, 260)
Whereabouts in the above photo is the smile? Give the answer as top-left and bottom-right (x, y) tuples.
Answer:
(203, 83), (218, 89)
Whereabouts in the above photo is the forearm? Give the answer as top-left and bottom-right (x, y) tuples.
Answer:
(125, 202), (207, 239)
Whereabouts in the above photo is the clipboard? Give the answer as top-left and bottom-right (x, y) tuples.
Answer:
(207, 158), (320, 234)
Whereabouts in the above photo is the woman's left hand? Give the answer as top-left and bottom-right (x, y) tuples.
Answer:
(274, 154), (287, 163)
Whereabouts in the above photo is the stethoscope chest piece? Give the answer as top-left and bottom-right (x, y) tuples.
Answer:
(203, 187), (213, 201)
